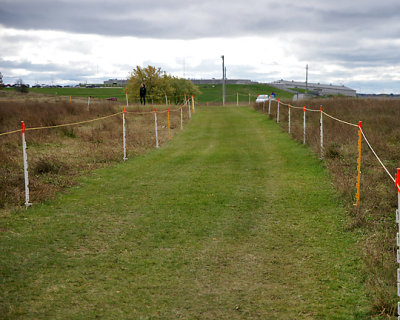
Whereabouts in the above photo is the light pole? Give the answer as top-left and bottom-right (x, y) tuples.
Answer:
(305, 64), (309, 95)
(221, 55), (225, 105)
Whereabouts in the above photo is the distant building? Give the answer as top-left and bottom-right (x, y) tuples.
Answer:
(104, 79), (127, 86)
(190, 79), (259, 85)
(271, 80), (356, 97)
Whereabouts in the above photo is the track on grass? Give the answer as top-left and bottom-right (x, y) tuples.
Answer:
(0, 106), (369, 319)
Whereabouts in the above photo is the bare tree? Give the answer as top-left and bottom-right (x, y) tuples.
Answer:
(15, 78), (29, 93)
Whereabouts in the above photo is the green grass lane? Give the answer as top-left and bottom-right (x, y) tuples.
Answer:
(0, 107), (369, 319)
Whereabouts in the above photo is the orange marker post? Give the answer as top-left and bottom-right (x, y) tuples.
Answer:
(356, 121), (362, 206)
(397, 168), (400, 194)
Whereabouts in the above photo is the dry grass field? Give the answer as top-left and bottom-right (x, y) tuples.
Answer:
(255, 97), (400, 316)
(0, 91), (189, 212)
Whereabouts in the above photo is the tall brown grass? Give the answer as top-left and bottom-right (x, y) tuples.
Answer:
(0, 97), (188, 212)
(255, 97), (400, 316)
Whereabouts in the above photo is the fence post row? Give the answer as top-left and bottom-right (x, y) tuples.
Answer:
(21, 121), (32, 207)
(303, 106), (306, 144)
(123, 106), (127, 161)
(288, 104), (291, 134)
(320, 106), (323, 159)
(154, 108), (159, 148)
(396, 169), (400, 318)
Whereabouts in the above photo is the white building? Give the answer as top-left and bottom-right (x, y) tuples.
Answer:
(104, 79), (127, 86)
(271, 80), (356, 97)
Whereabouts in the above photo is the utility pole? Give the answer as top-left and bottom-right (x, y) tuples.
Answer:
(221, 55), (225, 105)
(305, 64), (309, 95)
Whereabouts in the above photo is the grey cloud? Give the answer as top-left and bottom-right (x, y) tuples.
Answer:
(1, 0), (399, 39)
(2, 0), (400, 92)
(0, 58), (102, 84)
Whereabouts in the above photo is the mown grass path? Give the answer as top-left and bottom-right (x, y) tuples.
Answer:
(1, 107), (369, 319)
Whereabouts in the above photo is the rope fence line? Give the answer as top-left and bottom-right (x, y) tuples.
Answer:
(0, 106), (186, 137)
(0, 112), (123, 137)
(264, 97), (400, 315)
(360, 127), (396, 183)
(267, 99), (395, 183)
(0, 128), (23, 137)
(321, 111), (358, 128)
(2, 103), (192, 208)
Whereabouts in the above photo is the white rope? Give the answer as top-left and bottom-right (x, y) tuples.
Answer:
(322, 111), (358, 127)
(360, 128), (396, 184)
(262, 99), (395, 184)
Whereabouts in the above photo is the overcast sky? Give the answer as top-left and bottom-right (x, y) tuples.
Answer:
(1, 0), (400, 93)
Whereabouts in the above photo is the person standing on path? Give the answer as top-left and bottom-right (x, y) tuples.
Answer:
(140, 83), (146, 105)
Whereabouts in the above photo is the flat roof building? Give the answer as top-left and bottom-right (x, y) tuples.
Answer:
(271, 80), (356, 97)
(104, 79), (127, 86)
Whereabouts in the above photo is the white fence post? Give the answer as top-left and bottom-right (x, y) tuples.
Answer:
(188, 99), (191, 119)
(277, 99), (280, 123)
(268, 97), (271, 115)
(303, 106), (306, 144)
(87, 96), (91, 111)
(154, 108), (159, 148)
(396, 168), (400, 318)
(21, 121), (32, 207)
(192, 95), (195, 113)
(180, 106), (183, 129)
(320, 106), (324, 159)
(165, 95), (168, 106)
(123, 106), (127, 161)
(288, 104), (291, 134)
